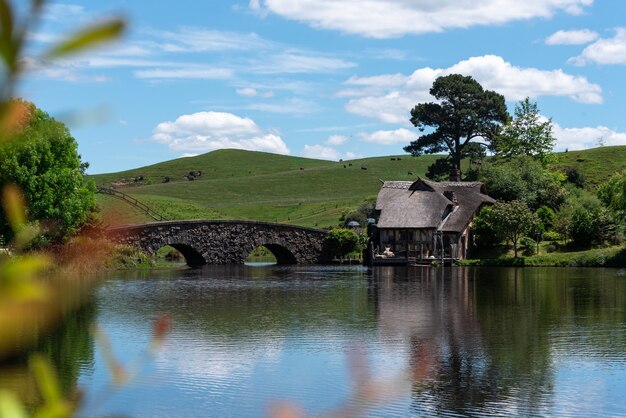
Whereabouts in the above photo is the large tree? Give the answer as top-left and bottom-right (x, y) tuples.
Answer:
(0, 101), (96, 242)
(493, 97), (556, 165)
(404, 74), (508, 179)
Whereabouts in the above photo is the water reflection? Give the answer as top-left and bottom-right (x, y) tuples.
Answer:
(3, 266), (624, 417)
(372, 266), (626, 417)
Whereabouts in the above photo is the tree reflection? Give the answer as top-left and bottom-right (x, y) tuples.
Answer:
(372, 266), (626, 416)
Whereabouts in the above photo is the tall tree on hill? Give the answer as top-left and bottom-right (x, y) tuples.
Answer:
(404, 74), (508, 180)
(492, 97), (556, 165)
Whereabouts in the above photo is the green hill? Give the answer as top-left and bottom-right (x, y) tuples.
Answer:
(552, 145), (626, 189)
(91, 146), (626, 228)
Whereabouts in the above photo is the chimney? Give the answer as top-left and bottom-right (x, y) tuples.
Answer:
(443, 191), (458, 205)
(449, 167), (461, 182)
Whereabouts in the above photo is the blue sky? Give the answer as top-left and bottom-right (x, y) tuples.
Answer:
(19, 0), (626, 173)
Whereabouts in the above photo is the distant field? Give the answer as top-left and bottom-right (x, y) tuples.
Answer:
(91, 146), (626, 227)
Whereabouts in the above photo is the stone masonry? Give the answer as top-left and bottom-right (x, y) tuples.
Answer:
(107, 220), (330, 266)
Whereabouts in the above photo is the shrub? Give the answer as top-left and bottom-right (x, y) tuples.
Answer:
(325, 228), (362, 258)
(543, 231), (561, 242)
(521, 236), (536, 256)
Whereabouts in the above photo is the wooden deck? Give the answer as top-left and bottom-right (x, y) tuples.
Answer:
(371, 256), (456, 266)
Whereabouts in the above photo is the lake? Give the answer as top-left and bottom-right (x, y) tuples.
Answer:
(3, 265), (626, 417)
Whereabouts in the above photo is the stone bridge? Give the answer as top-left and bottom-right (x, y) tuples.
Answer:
(107, 220), (331, 266)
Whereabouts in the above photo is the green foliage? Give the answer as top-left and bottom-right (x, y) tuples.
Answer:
(480, 156), (566, 211)
(487, 200), (540, 258)
(325, 228), (361, 258)
(404, 74), (508, 177)
(560, 190), (619, 248)
(535, 205), (556, 231)
(0, 102), (96, 242)
(342, 198), (376, 227)
(493, 97), (556, 165)
(597, 170), (626, 215)
(563, 166), (586, 188)
(425, 158), (453, 181)
(471, 206), (500, 249)
(461, 246), (626, 267)
(543, 231), (561, 242)
(521, 236), (536, 256)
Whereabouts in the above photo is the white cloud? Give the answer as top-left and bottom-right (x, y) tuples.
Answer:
(358, 128), (415, 145)
(255, 0), (592, 38)
(143, 27), (275, 52)
(134, 67), (233, 79)
(569, 28), (626, 65)
(245, 98), (319, 114)
(42, 4), (85, 21)
(236, 87), (274, 97)
(545, 29), (598, 45)
(252, 50), (356, 74)
(553, 122), (626, 151)
(152, 111), (290, 155)
(326, 135), (349, 145)
(302, 144), (341, 160)
(343, 55), (602, 123)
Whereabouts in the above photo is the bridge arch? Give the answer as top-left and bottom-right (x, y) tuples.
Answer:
(241, 241), (298, 265)
(107, 220), (330, 266)
(163, 243), (206, 267)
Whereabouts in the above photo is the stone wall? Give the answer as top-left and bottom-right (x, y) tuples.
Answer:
(107, 220), (330, 266)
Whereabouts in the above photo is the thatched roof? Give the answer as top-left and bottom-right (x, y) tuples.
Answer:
(375, 178), (494, 233)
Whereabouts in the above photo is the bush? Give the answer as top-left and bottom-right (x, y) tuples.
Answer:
(521, 236), (536, 256)
(325, 228), (362, 258)
(543, 230), (561, 242)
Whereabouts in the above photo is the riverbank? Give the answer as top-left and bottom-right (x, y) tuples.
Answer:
(460, 246), (626, 267)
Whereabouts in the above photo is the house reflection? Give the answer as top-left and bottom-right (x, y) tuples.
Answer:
(370, 266), (554, 416)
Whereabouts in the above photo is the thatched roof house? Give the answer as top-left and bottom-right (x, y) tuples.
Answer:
(374, 178), (494, 260)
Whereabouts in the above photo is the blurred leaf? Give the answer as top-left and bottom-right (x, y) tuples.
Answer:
(44, 18), (125, 58)
(0, 254), (50, 301)
(0, 100), (34, 141)
(31, 355), (61, 405)
(0, 0), (16, 72)
(0, 390), (28, 418)
(92, 324), (128, 385)
(2, 184), (26, 232)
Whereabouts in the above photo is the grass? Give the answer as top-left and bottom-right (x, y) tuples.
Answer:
(91, 146), (626, 228)
(460, 245), (626, 267)
(91, 149), (458, 227)
(552, 145), (626, 189)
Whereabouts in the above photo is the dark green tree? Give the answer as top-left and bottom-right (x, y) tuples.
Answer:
(479, 156), (566, 211)
(0, 101), (96, 243)
(493, 97), (556, 165)
(404, 74), (508, 179)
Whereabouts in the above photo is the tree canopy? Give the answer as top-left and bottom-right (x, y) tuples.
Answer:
(404, 74), (508, 179)
(493, 97), (556, 165)
(485, 200), (540, 258)
(0, 101), (96, 243)
(479, 156), (566, 211)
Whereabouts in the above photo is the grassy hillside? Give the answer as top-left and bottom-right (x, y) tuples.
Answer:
(91, 146), (626, 228)
(552, 145), (626, 189)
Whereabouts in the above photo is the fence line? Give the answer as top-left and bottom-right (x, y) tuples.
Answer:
(96, 187), (167, 222)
